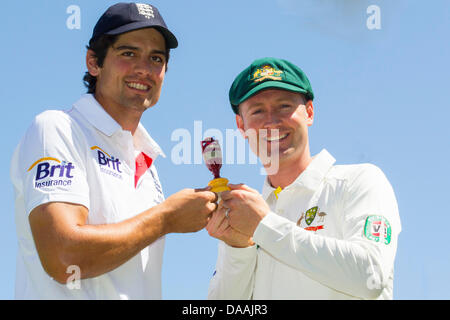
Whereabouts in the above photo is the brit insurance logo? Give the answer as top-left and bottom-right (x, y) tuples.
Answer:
(91, 146), (123, 180)
(28, 157), (75, 189)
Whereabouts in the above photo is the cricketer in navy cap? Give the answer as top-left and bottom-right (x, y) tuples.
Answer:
(91, 2), (178, 48)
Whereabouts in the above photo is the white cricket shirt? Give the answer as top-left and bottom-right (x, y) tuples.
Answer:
(11, 94), (166, 299)
(208, 149), (401, 300)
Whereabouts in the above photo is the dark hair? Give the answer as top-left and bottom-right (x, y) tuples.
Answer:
(83, 32), (171, 94)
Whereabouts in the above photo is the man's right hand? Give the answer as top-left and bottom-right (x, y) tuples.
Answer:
(161, 188), (218, 234)
(28, 188), (217, 284)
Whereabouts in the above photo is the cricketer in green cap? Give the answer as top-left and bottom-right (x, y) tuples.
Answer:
(206, 57), (401, 301)
(229, 57), (314, 114)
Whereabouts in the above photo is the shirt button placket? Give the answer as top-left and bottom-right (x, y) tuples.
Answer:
(275, 195), (285, 216)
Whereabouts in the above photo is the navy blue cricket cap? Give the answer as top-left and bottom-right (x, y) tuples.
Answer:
(90, 2), (178, 49)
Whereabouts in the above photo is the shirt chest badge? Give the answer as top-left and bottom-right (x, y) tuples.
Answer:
(297, 206), (327, 232)
(91, 146), (123, 180)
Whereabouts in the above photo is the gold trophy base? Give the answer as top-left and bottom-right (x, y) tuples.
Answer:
(208, 177), (230, 193)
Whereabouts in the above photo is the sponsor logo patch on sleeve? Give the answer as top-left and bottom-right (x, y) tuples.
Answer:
(28, 157), (75, 189)
(363, 215), (392, 245)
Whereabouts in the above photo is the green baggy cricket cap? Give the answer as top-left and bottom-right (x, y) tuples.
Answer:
(229, 57), (314, 114)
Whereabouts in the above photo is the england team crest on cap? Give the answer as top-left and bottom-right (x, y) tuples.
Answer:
(136, 3), (155, 19)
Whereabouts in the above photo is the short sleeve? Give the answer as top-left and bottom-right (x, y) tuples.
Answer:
(10, 110), (90, 215)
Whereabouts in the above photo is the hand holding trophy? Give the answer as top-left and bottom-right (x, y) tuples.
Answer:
(202, 137), (255, 247)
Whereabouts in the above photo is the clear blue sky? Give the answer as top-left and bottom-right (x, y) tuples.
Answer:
(1, 0), (449, 299)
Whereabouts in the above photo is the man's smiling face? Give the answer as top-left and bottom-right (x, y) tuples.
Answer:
(236, 89), (314, 168)
(88, 27), (167, 114)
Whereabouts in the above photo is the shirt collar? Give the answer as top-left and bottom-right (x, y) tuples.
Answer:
(134, 123), (166, 159)
(73, 94), (165, 160)
(73, 94), (121, 136)
(262, 149), (336, 200)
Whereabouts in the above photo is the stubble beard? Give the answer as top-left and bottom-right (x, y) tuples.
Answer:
(119, 89), (155, 113)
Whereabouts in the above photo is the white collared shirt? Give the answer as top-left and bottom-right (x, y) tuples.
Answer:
(208, 149), (401, 300)
(11, 94), (166, 299)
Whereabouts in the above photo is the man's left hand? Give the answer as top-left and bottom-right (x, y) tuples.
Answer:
(220, 184), (270, 237)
